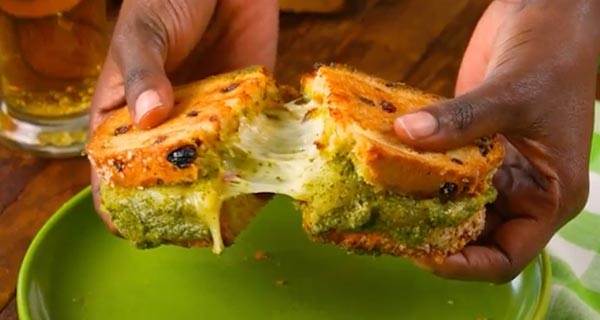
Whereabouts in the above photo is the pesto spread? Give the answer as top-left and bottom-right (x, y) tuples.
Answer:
(297, 158), (496, 246)
(101, 181), (217, 249)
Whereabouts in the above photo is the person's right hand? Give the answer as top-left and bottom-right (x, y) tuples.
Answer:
(89, 0), (279, 232)
(393, 0), (598, 283)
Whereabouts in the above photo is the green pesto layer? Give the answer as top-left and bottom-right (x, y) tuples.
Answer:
(297, 158), (496, 246)
(101, 156), (496, 250)
(100, 182), (214, 249)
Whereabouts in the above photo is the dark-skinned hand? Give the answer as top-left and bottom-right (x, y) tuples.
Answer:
(394, 0), (599, 283)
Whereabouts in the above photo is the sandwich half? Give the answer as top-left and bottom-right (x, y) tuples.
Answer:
(295, 65), (503, 261)
(86, 66), (280, 253)
(86, 64), (504, 262)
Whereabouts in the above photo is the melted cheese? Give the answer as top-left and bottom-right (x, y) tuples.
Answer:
(200, 99), (326, 253)
(223, 99), (326, 200)
(188, 182), (225, 254)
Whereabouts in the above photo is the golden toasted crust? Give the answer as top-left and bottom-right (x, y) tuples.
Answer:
(86, 66), (280, 188)
(307, 209), (485, 263)
(305, 64), (504, 198)
(220, 194), (273, 245)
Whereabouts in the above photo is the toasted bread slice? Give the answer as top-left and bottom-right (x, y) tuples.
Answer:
(87, 65), (281, 189)
(303, 64), (504, 198)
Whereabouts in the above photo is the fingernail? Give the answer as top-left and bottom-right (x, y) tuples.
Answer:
(135, 90), (162, 124)
(395, 111), (438, 140)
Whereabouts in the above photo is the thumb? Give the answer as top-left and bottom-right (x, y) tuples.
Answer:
(110, 0), (217, 129)
(112, 26), (173, 129)
(393, 78), (531, 151)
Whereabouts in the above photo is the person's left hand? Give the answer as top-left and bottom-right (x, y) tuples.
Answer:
(89, 0), (279, 233)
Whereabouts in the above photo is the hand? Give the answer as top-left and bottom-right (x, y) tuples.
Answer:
(89, 0), (279, 232)
(394, 0), (599, 283)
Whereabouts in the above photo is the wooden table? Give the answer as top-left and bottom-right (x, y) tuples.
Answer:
(0, 1), (598, 318)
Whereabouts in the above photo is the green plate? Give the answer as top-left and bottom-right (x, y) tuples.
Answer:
(18, 187), (551, 320)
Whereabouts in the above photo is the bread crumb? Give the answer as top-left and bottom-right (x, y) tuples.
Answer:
(275, 280), (287, 287)
(254, 250), (270, 261)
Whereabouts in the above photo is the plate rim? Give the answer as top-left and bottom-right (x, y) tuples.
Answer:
(17, 186), (553, 320)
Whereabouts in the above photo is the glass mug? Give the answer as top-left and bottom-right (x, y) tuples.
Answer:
(0, 0), (109, 157)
